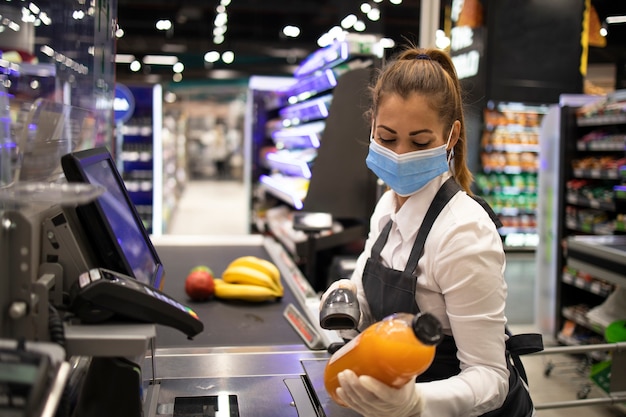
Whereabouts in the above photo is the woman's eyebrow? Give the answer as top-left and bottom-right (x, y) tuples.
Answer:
(377, 125), (397, 134)
(409, 129), (433, 136)
(377, 124), (432, 136)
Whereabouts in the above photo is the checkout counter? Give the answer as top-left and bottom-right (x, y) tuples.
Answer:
(0, 138), (359, 416)
(0, 195), (359, 416)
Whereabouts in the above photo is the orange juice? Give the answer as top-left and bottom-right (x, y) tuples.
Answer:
(324, 312), (441, 404)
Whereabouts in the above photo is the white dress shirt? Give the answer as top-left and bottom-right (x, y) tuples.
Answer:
(346, 172), (510, 417)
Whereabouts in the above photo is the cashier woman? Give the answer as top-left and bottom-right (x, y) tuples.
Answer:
(321, 46), (534, 417)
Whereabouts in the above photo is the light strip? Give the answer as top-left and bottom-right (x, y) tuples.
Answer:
(606, 15), (626, 24)
(115, 54), (136, 63)
(142, 55), (178, 65)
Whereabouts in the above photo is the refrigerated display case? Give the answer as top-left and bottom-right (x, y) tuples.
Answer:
(536, 91), (626, 343)
(116, 84), (183, 236)
(475, 101), (550, 249)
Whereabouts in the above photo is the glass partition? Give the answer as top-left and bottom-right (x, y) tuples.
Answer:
(0, 0), (117, 156)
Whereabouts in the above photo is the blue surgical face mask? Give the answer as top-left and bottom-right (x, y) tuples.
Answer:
(366, 126), (454, 197)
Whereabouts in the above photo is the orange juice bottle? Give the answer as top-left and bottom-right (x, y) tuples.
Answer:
(324, 312), (442, 404)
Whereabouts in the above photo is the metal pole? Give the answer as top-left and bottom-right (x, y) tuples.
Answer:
(420, 0), (440, 48)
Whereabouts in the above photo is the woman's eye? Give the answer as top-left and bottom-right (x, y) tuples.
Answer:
(377, 136), (394, 143)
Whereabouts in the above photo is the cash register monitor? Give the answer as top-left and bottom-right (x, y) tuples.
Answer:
(61, 146), (164, 290)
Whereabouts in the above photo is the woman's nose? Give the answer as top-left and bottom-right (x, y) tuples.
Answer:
(394, 142), (413, 155)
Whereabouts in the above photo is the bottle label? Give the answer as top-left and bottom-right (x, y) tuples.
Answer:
(327, 336), (358, 364)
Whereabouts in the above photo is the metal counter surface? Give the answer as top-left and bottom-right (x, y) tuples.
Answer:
(144, 348), (330, 417)
(143, 349), (361, 417)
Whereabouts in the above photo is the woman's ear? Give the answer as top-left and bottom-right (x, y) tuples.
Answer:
(447, 120), (461, 150)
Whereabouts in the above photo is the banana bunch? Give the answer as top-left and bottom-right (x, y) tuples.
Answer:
(214, 256), (284, 302)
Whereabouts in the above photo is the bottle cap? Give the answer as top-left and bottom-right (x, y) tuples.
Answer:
(412, 313), (443, 346)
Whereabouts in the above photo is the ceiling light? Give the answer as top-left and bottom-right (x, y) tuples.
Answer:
(389, 0), (402, 4)
(282, 25), (300, 38)
(143, 55), (178, 65)
(360, 3), (371, 13)
(173, 62), (184, 73)
(115, 27), (124, 38)
(367, 8), (380, 21)
(130, 60), (141, 72)
(354, 20), (366, 31)
(204, 50), (220, 63)
(606, 15), (626, 24)
(328, 26), (344, 38)
(215, 12), (228, 27)
(341, 14), (357, 29)
(29, 3), (41, 14)
(115, 54), (136, 63)
(38, 13), (51, 25)
(156, 19), (172, 31)
(222, 51), (235, 64)
(600, 23), (608, 37)
(317, 33), (334, 48)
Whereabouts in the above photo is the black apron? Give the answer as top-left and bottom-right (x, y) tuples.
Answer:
(362, 177), (541, 417)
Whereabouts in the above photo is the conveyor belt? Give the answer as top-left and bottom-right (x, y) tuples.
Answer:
(153, 240), (304, 348)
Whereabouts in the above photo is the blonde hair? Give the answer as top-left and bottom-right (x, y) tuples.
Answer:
(368, 46), (474, 195)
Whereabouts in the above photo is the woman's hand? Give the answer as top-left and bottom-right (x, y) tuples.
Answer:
(319, 279), (357, 309)
(336, 370), (424, 417)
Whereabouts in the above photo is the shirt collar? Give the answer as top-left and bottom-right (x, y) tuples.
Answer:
(390, 172), (452, 241)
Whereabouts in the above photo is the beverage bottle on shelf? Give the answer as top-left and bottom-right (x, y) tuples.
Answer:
(324, 312), (442, 404)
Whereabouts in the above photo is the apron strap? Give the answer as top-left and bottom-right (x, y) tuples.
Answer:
(371, 220), (393, 260)
(403, 177), (461, 275)
(472, 194), (503, 229)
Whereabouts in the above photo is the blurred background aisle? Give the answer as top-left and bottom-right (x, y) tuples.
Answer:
(167, 180), (248, 235)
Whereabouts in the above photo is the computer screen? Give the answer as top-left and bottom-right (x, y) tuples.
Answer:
(61, 146), (164, 290)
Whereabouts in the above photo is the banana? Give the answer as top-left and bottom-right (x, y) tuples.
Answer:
(213, 278), (280, 302)
(222, 265), (283, 296)
(225, 256), (283, 290)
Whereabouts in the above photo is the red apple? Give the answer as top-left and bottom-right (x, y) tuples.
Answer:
(185, 267), (215, 301)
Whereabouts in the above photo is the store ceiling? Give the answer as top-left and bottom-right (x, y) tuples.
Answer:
(114, 0), (423, 84)
(114, 0), (626, 85)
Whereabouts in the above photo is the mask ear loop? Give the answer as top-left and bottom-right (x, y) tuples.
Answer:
(445, 125), (455, 165)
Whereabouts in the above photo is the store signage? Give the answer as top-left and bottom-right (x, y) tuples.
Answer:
(450, 26), (482, 80)
(114, 83), (135, 124)
(452, 49), (480, 80)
